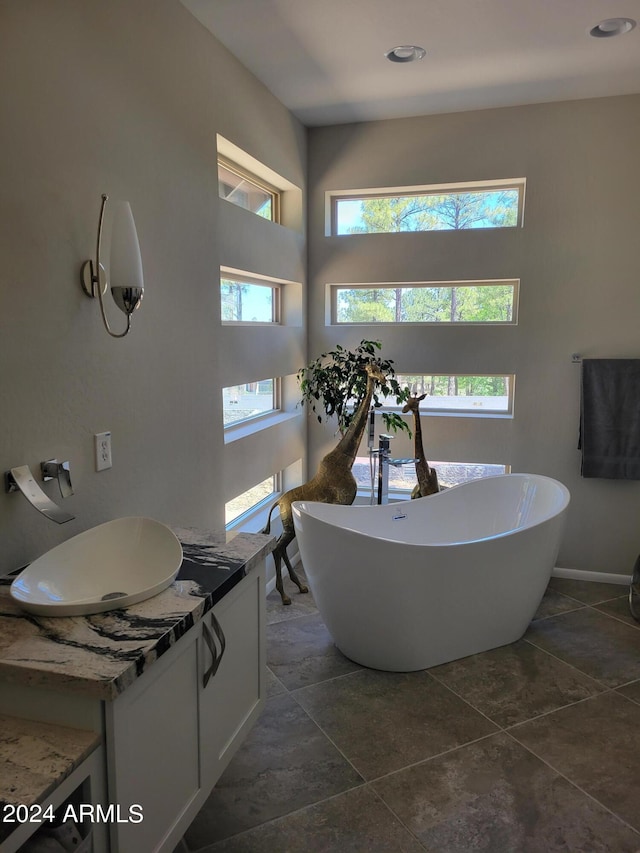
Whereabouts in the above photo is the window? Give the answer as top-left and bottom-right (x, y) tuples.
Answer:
(330, 179), (524, 235)
(218, 158), (280, 221)
(393, 374), (514, 415)
(221, 275), (280, 323)
(332, 280), (518, 325)
(225, 475), (279, 526)
(223, 379), (279, 428)
(353, 458), (509, 493)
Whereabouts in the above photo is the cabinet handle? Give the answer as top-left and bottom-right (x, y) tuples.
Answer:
(202, 621), (217, 689)
(208, 612), (226, 680)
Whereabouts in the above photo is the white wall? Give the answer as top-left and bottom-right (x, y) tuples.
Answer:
(0, 0), (306, 573)
(3, 3), (638, 581)
(307, 95), (640, 576)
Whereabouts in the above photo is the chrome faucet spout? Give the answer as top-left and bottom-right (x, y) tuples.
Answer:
(5, 465), (75, 524)
(41, 459), (74, 498)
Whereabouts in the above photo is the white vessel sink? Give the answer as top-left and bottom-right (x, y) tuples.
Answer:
(11, 517), (183, 617)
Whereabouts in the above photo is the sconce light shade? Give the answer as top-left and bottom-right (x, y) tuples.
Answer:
(110, 201), (144, 317)
(81, 194), (145, 338)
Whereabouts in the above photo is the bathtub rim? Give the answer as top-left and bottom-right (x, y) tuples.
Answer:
(291, 472), (571, 549)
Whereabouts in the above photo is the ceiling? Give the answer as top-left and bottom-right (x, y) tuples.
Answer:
(181, 0), (640, 126)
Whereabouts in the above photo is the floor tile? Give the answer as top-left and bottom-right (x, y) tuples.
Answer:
(510, 691), (640, 833)
(533, 587), (585, 620)
(294, 668), (497, 780)
(196, 786), (425, 853)
(373, 731), (640, 853)
(265, 666), (286, 697)
(547, 577), (628, 604)
(617, 680), (640, 704)
(266, 611), (361, 690)
(266, 568), (318, 625)
(185, 574), (640, 851)
(430, 639), (603, 727)
(525, 607), (640, 687)
(184, 693), (362, 849)
(594, 595), (639, 629)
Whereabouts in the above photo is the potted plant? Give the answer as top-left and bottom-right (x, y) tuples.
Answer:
(297, 339), (411, 437)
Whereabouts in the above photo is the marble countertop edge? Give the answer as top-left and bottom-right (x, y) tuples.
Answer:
(0, 714), (102, 843)
(0, 529), (275, 701)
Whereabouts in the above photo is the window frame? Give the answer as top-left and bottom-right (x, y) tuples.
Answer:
(392, 373), (515, 417)
(218, 156), (281, 223)
(328, 178), (525, 236)
(220, 272), (282, 325)
(329, 279), (519, 326)
(225, 471), (282, 528)
(223, 377), (282, 431)
(353, 457), (511, 495)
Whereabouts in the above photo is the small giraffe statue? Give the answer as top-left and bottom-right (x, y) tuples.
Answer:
(401, 393), (439, 498)
(263, 363), (387, 604)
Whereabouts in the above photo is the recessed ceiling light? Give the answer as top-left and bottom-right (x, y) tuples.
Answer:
(589, 17), (636, 37)
(385, 45), (426, 63)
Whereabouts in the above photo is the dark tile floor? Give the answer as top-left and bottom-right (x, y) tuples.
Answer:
(182, 572), (640, 853)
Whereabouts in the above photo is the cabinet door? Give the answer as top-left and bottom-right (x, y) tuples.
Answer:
(106, 632), (200, 853)
(199, 564), (266, 789)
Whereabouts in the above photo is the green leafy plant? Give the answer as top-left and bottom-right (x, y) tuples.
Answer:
(297, 340), (411, 437)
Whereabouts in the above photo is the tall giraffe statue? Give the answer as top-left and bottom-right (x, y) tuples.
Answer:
(263, 363), (387, 604)
(402, 393), (439, 499)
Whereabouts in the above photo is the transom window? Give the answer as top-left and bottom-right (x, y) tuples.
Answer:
(331, 280), (518, 325)
(223, 379), (279, 428)
(330, 179), (524, 236)
(353, 458), (509, 493)
(225, 474), (280, 526)
(394, 374), (514, 415)
(218, 158), (280, 222)
(221, 274), (280, 323)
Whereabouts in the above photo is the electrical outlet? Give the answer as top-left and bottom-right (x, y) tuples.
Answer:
(95, 431), (112, 472)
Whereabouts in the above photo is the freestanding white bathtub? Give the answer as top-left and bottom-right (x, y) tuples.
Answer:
(291, 474), (570, 671)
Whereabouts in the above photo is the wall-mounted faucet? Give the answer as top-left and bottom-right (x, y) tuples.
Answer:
(5, 464), (75, 524)
(41, 459), (74, 499)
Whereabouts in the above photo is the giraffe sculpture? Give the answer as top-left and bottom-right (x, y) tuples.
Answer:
(401, 393), (439, 498)
(263, 363), (387, 604)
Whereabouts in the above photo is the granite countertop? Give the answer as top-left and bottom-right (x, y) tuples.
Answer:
(0, 527), (275, 701)
(0, 714), (102, 843)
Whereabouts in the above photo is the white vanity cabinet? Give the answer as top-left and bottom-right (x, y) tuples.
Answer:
(104, 563), (266, 853)
(104, 631), (200, 853)
(199, 563), (265, 791)
(0, 530), (273, 853)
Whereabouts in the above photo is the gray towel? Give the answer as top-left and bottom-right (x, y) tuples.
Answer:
(580, 358), (640, 479)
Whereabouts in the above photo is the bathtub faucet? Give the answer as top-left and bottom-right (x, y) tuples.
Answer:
(376, 435), (393, 504)
(372, 435), (419, 505)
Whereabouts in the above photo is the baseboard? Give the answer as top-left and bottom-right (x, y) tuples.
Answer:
(265, 575), (277, 595)
(552, 566), (631, 586)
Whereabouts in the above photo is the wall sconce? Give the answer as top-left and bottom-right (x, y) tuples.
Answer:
(81, 194), (144, 338)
